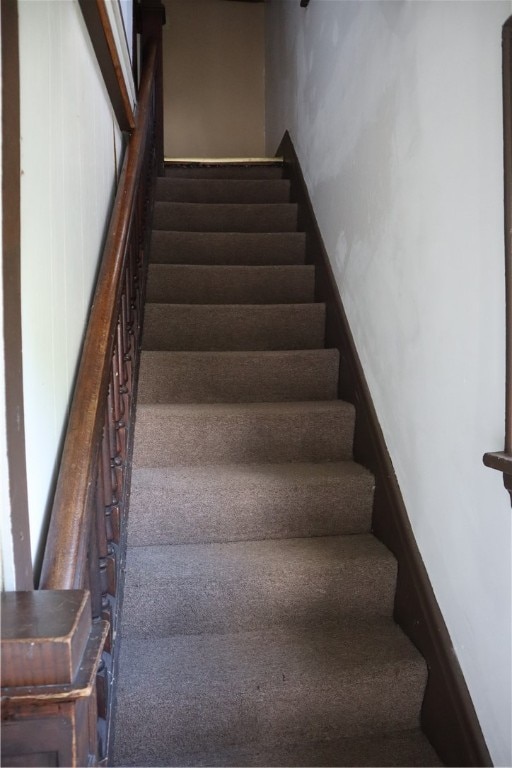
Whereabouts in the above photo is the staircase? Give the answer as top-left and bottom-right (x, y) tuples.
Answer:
(112, 163), (441, 767)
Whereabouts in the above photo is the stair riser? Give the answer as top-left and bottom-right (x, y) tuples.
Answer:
(153, 202), (298, 233)
(145, 265), (315, 305)
(142, 304), (326, 352)
(137, 350), (339, 404)
(133, 404), (355, 467)
(122, 544), (397, 638)
(128, 470), (374, 545)
(150, 232), (306, 266)
(165, 166), (284, 179)
(156, 178), (291, 203)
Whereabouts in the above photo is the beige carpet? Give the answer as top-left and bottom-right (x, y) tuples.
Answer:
(112, 163), (442, 767)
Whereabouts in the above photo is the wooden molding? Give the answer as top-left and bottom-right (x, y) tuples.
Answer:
(277, 130), (492, 768)
(484, 15), (512, 502)
(165, 157), (284, 165)
(1, 0), (33, 589)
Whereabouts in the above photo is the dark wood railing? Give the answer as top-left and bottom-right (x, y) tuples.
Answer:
(2, 14), (163, 763)
(40, 42), (156, 592)
(483, 16), (512, 501)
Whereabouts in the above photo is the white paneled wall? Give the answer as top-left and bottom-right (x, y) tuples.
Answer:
(266, 1), (511, 764)
(18, 0), (124, 567)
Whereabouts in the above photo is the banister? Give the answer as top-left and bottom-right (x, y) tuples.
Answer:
(40, 41), (157, 591)
(2, 9), (163, 761)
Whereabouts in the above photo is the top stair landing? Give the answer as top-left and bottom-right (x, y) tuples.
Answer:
(164, 161), (284, 180)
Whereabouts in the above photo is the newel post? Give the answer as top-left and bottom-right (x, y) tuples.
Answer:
(139, 0), (166, 175)
(1, 591), (108, 767)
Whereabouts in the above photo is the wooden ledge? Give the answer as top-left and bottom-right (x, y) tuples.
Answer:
(2, 615), (108, 706)
(483, 450), (512, 473)
(164, 157), (283, 165)
(1, 591), (108, 704)
(483, 451), (512, 499)
(1, 591), (93, 687)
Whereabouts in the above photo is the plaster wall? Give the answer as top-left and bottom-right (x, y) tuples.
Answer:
(162, 0), (265, 157)
(266, 1), (512, 764)
(18, 0), (125, 570)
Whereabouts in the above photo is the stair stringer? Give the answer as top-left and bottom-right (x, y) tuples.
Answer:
(277, 130), (492, 768)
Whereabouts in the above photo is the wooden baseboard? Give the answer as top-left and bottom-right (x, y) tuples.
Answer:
(277, 130), (492, 768)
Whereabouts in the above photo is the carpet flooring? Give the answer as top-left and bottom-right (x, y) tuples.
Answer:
(112, 163), (442, 767)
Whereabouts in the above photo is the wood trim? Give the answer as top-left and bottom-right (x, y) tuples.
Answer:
(484, 16), (512, 499)
(78, 0), (135, 133)
(164, 157), (284, 165)
(1, 0), (33, 589)
(277, 130), (492, 768)
(503, 18), (512, 453)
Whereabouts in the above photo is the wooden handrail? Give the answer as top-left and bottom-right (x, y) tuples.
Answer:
(40, 43), (157, 591)
(79, 0), (136, 133)
(2, 14), (164, 762)
(483, 16), (512, 500)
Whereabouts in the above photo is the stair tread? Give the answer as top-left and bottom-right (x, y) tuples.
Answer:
(153, 201), (298, 232)
(145, 264), (315, 304)
(114, 618), (427, 764)
(150, 231), (306, 265)
(142, 302), (326, 351)
(117, 616), (426, 699)
(155, 178), (290, 203)
(137, 348), (339, 403)
(121, 534), (397, 637)
(121, 729), (441, 767)
(133, 400), (355, 468)
(128, 460), (374, 545)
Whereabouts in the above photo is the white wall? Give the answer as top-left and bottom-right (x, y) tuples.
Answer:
(18, 0), (126, 569)
(266, 1), (511, 764)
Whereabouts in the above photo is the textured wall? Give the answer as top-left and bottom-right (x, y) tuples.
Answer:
(266, 1), (511, 764)
(18, 0), (125, 570)
(162, 0), (265, 157)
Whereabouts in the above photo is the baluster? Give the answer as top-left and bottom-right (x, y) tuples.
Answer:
(88, 483), (103, 622)
(117, 313), (130, 420)
(121, 288), (133, 395)
(108, 375), (124, 497)
(96, 441), (110, 603)
(96, 659), (108, 722)
(99, 457), (119, 547)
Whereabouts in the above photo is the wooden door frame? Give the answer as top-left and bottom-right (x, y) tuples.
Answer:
(1, 0), (33, 589)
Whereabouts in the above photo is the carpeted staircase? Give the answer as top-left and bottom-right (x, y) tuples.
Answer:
(112, 163), (441, 767)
